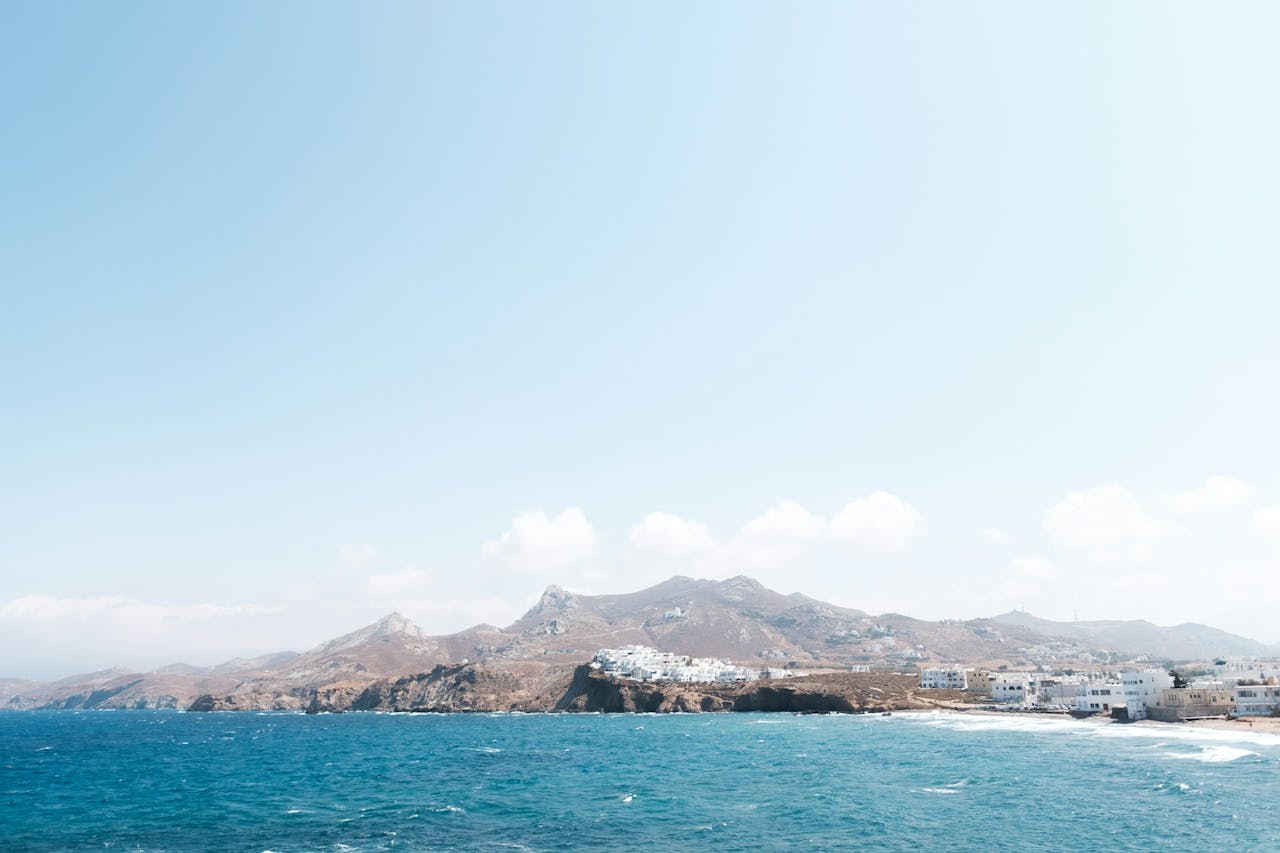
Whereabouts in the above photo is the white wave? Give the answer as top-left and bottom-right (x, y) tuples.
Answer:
(1095, 724), (1280, 749)
(889, 710), (1280, 752)
(912, 778), (969, 795)
(1162, 746), (1259, 764)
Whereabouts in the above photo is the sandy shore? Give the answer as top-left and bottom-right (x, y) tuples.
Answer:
(1177, 716), (1280, 734)
(905, 701), (1280, 733)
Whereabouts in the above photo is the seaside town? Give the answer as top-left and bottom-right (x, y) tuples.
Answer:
(915, 658), (1280, 721)
(592, 645), (763, 684)
(593, 645), (1280, 722)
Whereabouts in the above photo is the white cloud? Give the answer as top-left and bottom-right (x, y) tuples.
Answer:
(629, 512), (716, 559)
(482, 507), (598, 574)
(1250, 506), (1280, 546)
(0, 595), (280, 624)
(1043, 484), (1173, 563)
(366, 566), (435, 598)
(981, 528), (1010, 546)
(828, 491), (924, 552)
(738, 500), (826, 543)
(1155, 476), (1257, 518)
(709, 494), (924, 578)
(718, 500), (826, 570)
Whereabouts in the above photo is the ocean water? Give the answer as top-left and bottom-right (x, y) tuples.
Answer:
(2, 710), (1279, 852)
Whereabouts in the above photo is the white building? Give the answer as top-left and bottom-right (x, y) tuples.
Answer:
(1035, 674), (1087, 705)
(1122, 669), (1172, 720)
(920, 668), (969, 690)
(592, 645), (758, 683)
(1212, 658), (1280, 688)
(1233, 683), (1280, 717)
(1075, 680), (1125, 714)
(990, 672), (1033, 704)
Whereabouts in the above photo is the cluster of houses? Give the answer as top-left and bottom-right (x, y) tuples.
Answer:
(919, 657), (1280, 721)
(592, 645), (761, 683)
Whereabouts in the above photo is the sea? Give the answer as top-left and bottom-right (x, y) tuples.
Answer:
(3, 710), (1279, 852)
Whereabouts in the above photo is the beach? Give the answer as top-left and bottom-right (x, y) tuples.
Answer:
(910, 701), (1280, 736)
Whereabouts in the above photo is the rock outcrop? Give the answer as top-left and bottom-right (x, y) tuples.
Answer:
(195, 663), (966, 715)
(551, 666), (956, 714)
(552, 665), (733, 713)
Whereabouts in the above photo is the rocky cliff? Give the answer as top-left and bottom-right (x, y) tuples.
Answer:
(551, 667), (963, 714)
(234, 663), (967, 715)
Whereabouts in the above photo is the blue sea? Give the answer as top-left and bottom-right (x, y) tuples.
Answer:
(2, 710), (1278, 851)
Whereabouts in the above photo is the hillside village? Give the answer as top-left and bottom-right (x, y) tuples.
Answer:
(592, 642), (1280, 722)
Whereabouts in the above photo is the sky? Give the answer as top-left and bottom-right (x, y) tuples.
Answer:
(3, 2), (1279, 679)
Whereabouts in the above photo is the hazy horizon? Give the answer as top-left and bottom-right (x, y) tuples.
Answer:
(4, 3), (1280, 678)
(4, 571), (1278, 682)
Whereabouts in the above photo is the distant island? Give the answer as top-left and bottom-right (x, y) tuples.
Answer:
(3, 575), (1278, 715)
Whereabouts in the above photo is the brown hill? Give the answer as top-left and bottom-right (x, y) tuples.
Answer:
(291, 663), (968, 715)
(5, 574), (1271, 712)
(493, 575), (1047, 669)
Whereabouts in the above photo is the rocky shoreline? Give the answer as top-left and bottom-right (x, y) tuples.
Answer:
(187, 665), (970, 715)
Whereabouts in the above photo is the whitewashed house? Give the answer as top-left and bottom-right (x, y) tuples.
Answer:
(592, 645), (758, 683)
(990, 672), (1033, 704)
(1075, 680), (1125, 714)
(1122, 669), (1172, 720)
(1213, 658), (1280, 687)
(919, 668), (969, 690)
(1233, 683), (1280, 717)
(1035, 674), (1087, 705)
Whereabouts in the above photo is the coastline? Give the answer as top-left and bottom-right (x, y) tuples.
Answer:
(1175, 716), (1280, 735)
(898, 703), (1280, 735)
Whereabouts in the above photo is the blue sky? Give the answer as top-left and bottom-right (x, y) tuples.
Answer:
(3, 3), (1279, 677)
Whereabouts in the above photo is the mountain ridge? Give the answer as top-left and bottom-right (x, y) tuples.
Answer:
(3, 575), (1275, 711)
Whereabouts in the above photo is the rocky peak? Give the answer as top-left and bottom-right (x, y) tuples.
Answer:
(371, 612), (423, 637)
(723, 575), (764, 589)
(305, 612), (429, 657)
(533, 585), (577, 614)
(718, 575), (766, 601)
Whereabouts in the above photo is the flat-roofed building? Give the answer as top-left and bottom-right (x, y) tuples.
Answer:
(991, 672), (1033, 704)
(919, 668), (969, 690)
(1122, 669), (1172, 720)
(1075, 680), (1125, 714)
(1146, 686), (1232, 722)
(1233, 683), (1280, 717)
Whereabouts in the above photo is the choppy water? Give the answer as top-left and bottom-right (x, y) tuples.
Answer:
(2, 710), (1278, 851)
